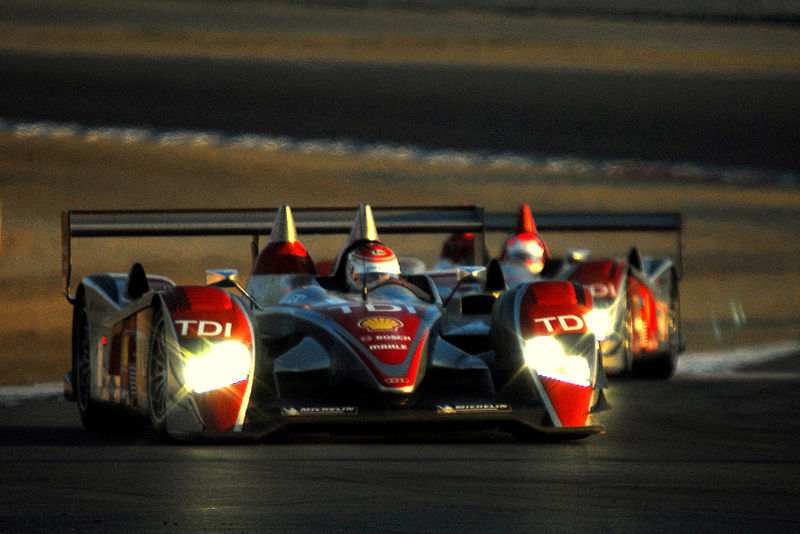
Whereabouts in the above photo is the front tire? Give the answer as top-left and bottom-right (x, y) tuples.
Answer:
(147, 307), (172, 435)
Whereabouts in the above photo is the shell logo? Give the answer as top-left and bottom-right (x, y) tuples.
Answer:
(359, 316), (403, 331)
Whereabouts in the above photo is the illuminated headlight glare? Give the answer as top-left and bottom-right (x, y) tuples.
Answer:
(585, 309), (612, 340)
(183, 341), (251, 393)
(562, 356), (591, 385)
(523, 337), (591, 387)
(523, 336), (566, 374)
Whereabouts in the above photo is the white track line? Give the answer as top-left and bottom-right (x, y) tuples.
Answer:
(0, 381), (64, 406)
(3, 117), (798, 186)
(675, 340), (800, 378)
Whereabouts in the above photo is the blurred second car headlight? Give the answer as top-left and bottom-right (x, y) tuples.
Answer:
(183, 340), (251, 393)
(584, 309), (613, 341)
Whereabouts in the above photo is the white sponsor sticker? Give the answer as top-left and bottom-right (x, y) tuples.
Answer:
(281, 406), (357, 417)
(437, 403), (511, 414)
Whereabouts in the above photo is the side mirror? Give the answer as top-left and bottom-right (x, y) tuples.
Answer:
(206, 269), (238, 287)
(455, 265), (485, 281)
(567, 249), (591, 262)
(206, 269), (262, 310)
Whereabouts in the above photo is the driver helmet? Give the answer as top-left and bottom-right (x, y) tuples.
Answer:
(500, 232), (548, 274)
(345, 241), (401, 291)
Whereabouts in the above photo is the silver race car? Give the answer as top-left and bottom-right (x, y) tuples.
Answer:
(62, 204), (608, 440)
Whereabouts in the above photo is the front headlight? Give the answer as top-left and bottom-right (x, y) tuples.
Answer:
(183, 340), (251, 393)
(523, 336), (591, 387)
(584, 308), (613, 340)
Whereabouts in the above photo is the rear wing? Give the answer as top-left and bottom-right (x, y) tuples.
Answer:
(486, 211), (684, 276)
(61, 205), (487, 296)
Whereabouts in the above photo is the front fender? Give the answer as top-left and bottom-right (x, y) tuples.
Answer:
(492, 281), (604, 427)
(156, 286), (256, 437)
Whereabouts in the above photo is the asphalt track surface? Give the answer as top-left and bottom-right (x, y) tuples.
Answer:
(1, 51), (799, 174)
(2, 367), (799, 533)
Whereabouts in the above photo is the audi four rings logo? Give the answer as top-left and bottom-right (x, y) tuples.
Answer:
(384, 377), (409, 384)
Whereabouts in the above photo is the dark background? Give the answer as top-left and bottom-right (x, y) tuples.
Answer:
(2, 52), (799, 173)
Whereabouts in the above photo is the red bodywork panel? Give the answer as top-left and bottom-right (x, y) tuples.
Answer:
(568, 260), (625, 302)
(320, 303), (429, 391)
(163, 286), (253, 344)
(628, 277), (660, 353)
(519, 281), (593, 337)
(539, 376), (593, 427)
(252, 241), (317, 275)
(193, 382), (251, 433)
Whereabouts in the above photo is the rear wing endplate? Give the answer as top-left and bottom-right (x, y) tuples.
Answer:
(61, 205), (487, 297)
